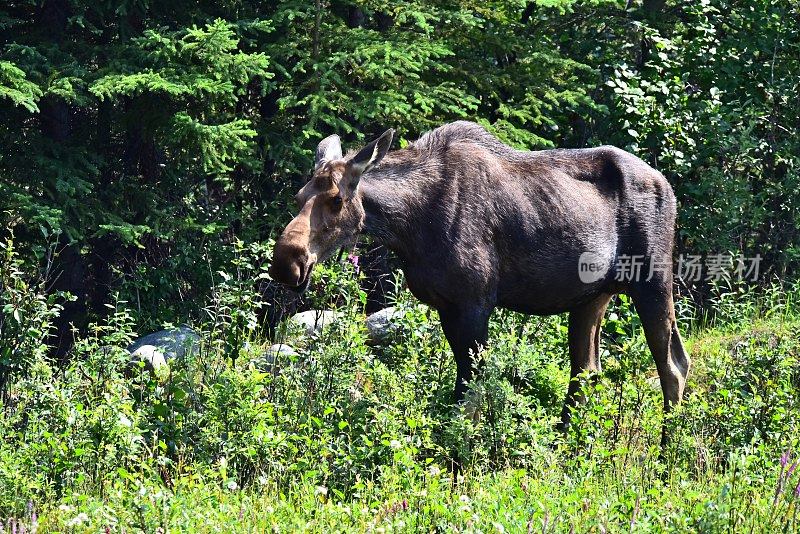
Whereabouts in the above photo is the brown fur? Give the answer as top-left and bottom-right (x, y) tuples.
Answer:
(270, 121), (690, 440)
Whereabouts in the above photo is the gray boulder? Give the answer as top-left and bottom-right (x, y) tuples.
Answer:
(366, 306), (404, 344)
(263, 343), (299, 359)
(130, 344), (167, 371)
(290, 310), (342, 336)
(128, 326), (201, 368)
(257, 343), (299, 372)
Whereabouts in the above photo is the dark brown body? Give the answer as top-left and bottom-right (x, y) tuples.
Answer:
(270, 121), (690, 434)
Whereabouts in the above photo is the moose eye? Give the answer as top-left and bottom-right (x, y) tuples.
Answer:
(331, 195), (343, 210)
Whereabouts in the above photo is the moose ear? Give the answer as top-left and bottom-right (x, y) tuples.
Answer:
(315, 134), (342, 170)
(341, 128), (394, 197)
(349, 128), (394, 176)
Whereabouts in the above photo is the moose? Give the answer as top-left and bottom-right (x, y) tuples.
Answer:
(269, 121), (690, 438)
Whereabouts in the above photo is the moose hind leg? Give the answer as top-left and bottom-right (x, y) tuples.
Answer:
(632, 284), (690, 409)
(631, 281), (690, 449)
(559, 293), (612, 431)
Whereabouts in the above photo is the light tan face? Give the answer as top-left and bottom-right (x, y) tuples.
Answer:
(269, 128), (394, 292)
(268, 160), (365, 291)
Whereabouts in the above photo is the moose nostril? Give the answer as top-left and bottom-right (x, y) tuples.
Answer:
(287, 256), (303, 281)
(270, 241), (310, 286)
(294, 259), (308, 285)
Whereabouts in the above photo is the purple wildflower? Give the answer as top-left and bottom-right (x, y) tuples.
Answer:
(781, 449), (791, 467)
(27, 501), (37, 530)
(347, 253), (360, 274)
(789, 462), (799, 479)
(795, 479), (800, 498)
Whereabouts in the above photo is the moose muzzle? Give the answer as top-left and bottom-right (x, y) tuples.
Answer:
(269, 238), (314, 291)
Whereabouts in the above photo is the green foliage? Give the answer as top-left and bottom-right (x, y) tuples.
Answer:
(1, 0), (800, 530)
(0, 236), (63, 397)
(91, 19), (271, 176)
(598, 0), (800, 271)
(203, 239), (271, 358)
(1, 0), (798, 330)
(0, 60), (41, 112)
(2, 253), (800, 530)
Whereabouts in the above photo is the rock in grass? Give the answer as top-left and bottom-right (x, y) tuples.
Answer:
(256, 343), (299, 372)
(290, 310), (342, 336)
(128, 326), (201, 364)
(365, 306), (404, 344)
(264, 343), (299, 359)
(130, 344), (167, 371)
(128, 326), (200, 358)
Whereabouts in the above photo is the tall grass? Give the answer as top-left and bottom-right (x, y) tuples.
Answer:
(1, 237), (799, 531)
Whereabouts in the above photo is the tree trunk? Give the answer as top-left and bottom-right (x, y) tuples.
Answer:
(50, 241), (88, 363)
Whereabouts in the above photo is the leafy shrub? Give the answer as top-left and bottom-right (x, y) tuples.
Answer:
(2, 246), (800, 530)
(0, 236), (63, 399)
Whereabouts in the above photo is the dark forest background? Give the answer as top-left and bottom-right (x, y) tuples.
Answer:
(2, 0), (798, 354)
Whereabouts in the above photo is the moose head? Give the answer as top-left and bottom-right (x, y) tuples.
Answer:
(268, 129), (394, 292)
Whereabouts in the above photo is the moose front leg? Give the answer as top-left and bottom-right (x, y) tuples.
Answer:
(438, 304), (492, 403)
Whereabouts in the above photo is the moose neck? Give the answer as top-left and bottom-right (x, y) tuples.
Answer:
(357, 157), (429, 261)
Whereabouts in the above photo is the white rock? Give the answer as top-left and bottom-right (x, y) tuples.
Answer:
(365, 306), (404, 344)
(130, 344), (167, 370)
(264, 343), (299, 358)
(258, 343), (299, 372)
(128, 326), (200, 360)
(290, 310), (342, 336)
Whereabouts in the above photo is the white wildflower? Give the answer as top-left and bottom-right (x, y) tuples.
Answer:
(67, 513), (89, 527)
